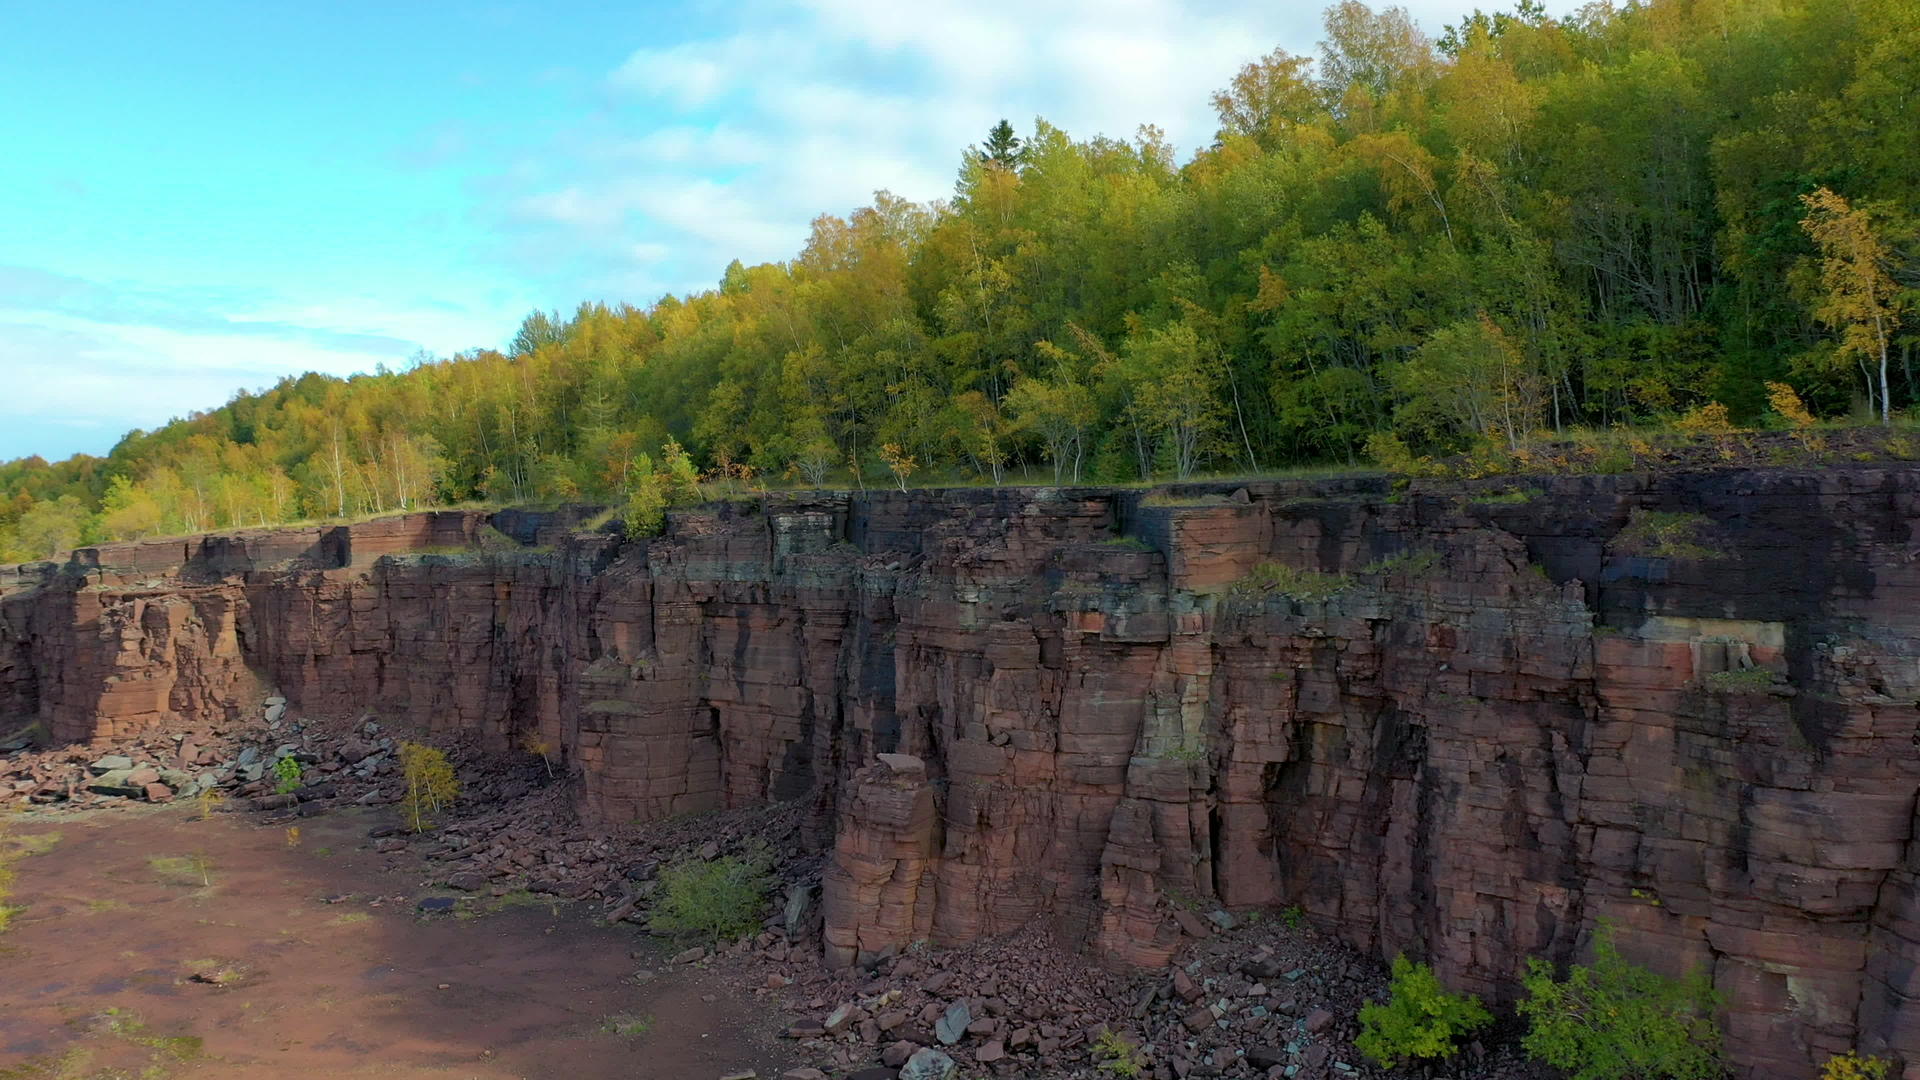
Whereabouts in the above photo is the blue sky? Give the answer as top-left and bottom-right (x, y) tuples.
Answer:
(0, 0), (1527, 462)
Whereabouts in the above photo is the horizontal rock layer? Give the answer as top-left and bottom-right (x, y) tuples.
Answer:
(6, 471), (1920, 1078)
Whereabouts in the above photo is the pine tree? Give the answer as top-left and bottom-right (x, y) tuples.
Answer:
(976, 119), (1023, 169)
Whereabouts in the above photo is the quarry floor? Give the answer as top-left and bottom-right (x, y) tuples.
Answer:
(0, 805), (793, 1079)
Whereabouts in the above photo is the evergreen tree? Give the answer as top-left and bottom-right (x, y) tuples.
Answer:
(975, 119), (1024, 169)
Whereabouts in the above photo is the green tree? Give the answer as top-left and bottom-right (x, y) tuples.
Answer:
(12, 495), (91, 560)
(1518, 922), (1723, 1080)
(1110, 321), (1226, 480)
(98, 475), (164, 541)
(1389, 314), (1543, 450)
(509, 308), (566, 358)
(976, 119), (1024, 169)
(1005, 372), (1096, 483)
(1211, 47), (1324, 147)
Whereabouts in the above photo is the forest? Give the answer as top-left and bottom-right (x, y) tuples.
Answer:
(3, 0), (1916, 560)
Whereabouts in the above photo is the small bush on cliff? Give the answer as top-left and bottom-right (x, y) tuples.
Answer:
(1822, 1051), (1893, 1080)
(1704, 667), (1777, 694)
(1360, 548), (1441, 576)
(1518, 921), (1722, 1080)
(1615, 510), (1718, 560)
(1469, 486), (1541, 505)
(624, 460), (668, 539)
(651, 842), (774, 944)
(399, 742), (460, 833)
(1355, 955), (1492, 1067)
(1230, 562), (1351, 603)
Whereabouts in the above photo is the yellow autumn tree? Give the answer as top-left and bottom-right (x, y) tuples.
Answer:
(1800, 187), (1902, 424)
(399, 742), (460, 833)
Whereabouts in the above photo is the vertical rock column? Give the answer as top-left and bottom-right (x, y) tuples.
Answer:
(823, 753), (940, 968)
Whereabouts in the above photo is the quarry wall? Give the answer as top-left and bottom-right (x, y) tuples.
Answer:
(5, 470), (1920, 1077)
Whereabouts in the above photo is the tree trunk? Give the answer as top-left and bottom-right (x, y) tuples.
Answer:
(1876, 311), (1893, 424)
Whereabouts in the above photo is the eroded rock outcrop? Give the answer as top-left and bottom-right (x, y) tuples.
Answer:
(5, 471), (1920, 1077)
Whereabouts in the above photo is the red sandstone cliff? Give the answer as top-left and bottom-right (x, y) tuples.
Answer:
(5, 471), (1920, 1078)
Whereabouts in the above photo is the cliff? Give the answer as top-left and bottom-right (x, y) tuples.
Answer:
(4, 469), (1919, 1078)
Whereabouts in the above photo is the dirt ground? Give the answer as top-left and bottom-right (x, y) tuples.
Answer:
(0, 805), (796, 1079)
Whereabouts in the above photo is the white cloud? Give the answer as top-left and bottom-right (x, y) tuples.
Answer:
(606, 36), (777, 107)
(0, 278), (522, 459)
(0, 313), (392, 455)
(603, 125), (774, 167)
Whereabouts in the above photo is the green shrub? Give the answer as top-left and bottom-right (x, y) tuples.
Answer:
(1093, 1027), (1146, 1077)
(624, 464), (667, 539)
(1470, 486), (1541, 505)
(660, 437), (703, 503)
(1364, 432), (1439, 475)
(1356, 954), (1492, 1067)
(1616, 510), (1718, 560)
(652, 844), (775, 944)
(1592, 445), (1637, 474)
(1704, 667), (1776, 694)
(272, 755), (304, 795)
(1518, 922), (1722, 1080)
(1140, 492), (1228, 508)
(1230, 561), (1351, 603)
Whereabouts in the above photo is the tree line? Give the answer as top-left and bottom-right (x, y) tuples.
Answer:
(4, 0), (1916, 560)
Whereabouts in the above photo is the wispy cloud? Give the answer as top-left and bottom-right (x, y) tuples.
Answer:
(0, 317), (370, 458)
(0, 265), (424, 356)
(0, 267), (519, 459)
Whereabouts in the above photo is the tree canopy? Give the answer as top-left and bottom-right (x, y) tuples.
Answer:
(4, 0), (1917, 561)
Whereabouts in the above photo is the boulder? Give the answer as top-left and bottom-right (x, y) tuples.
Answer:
(934, 1002), (971, 1046)
(898, 1048), (956, 1080)
(85, 769), (142, 797)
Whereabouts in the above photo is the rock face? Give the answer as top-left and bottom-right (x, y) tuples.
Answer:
(7, 473), (1920, 1077)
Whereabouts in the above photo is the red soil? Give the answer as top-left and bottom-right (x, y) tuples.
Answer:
(0, 806), (793, 1079)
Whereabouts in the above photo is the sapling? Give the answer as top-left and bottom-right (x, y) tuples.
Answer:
(399, 742), (460, 833)
(272, 755), (304, 795)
